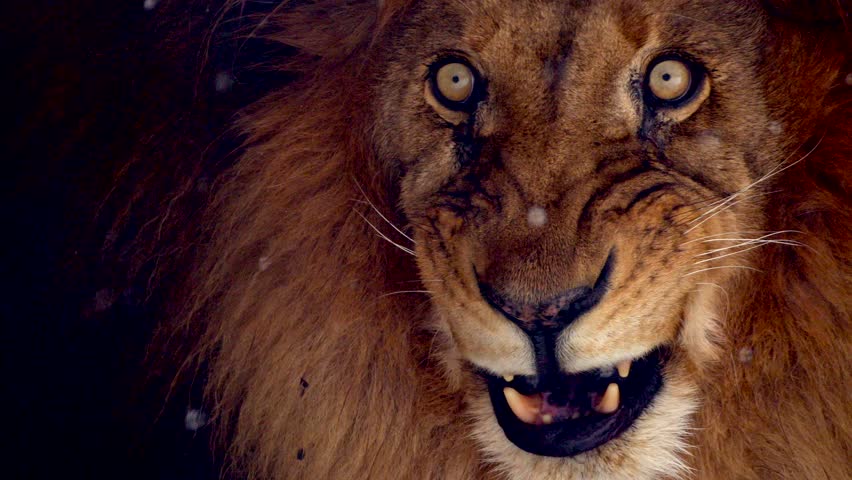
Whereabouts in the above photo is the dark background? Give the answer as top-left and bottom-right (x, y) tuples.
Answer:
(1, 1), (292, 477)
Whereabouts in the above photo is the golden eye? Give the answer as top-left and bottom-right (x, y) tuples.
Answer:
(648, 59), (692, 101)
(435, 62), (475, 103)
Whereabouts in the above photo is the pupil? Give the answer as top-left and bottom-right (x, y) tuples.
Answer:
(452, 75), (460, 83)
(662, 73), (671, 81)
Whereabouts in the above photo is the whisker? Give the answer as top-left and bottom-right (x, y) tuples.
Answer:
(666, 195), (738, 223)
(682, 265), (762, 278)
(681, 230), (783, 245)
(353, 181), (415, 244)
(678, 189), (782, 233)
(354, 209), (416, 256)
(701, 238), (801, 245)
(352, 198), (415, 244)
(682, 196), (749, 235)
(697, 239), (803, 257)
(695, 231), (805, 253)
(684, 136), (821, 230)
(378, 290), (434, 298)
(751, 134), (824, 187)
(692, 242), (780, 265)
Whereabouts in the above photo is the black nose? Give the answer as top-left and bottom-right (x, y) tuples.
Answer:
(477, 252), (614, 333)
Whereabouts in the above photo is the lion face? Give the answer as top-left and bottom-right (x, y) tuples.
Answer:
(372, 0), (816, 477)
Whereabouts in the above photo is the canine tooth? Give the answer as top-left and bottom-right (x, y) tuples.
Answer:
(616, 360), (631, 378)
(541, 414), (553, 425)
(595, 383), (620, 414)
(502, 375), (515, 382)
(503, 387), (541, 424)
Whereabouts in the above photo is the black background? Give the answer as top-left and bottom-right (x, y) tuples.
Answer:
(2, 1), (291, 477)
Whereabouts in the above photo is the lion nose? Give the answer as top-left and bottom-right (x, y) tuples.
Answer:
(477, 282), (604, 331)
(477, 251), (613, 332)
(476, 252), (614, 379)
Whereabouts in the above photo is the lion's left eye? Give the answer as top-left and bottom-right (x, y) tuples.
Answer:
(430, 59), (479, 110)
(436, 63), (475, 102)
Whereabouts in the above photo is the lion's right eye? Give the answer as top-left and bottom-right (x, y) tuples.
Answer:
(430, 60), (479, 110)
(647, 59), (691, 101)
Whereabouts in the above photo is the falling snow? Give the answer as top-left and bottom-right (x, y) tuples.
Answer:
(846, 72), (852, 86)
(696, 131), (721, 150)
(738, 347), (753, 364)
(143, 0), (159, 11)
(767, 121), (782, 135)
(184, 409), (208, 431)
(93, 288), (115, 313)
(195, 176), (210, 193)
(527, 206), (548, 228)
(214, 71), (235, 93)
(258, 256), (271, 272)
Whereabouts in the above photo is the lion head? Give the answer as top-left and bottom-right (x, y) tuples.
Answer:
(175, 0), (850, 478)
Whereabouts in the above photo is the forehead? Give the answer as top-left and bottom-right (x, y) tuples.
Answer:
(403, 0), (757, 65)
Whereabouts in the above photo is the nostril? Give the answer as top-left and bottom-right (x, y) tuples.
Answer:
(477, 251), (614, 332)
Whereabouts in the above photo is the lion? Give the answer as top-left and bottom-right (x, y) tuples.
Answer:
(153, 0), (851, 478)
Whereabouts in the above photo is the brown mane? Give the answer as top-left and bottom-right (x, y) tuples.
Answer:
(689, 9), (852, 476)
(166, 1), (487, 477)
(693, 106), (851, 477)
(136, 1), (851, 478)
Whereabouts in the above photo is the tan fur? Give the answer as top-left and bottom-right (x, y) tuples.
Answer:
(168, 1), (850, 478)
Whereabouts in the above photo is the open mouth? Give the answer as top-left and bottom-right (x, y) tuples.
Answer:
(484, 347), (669, 457)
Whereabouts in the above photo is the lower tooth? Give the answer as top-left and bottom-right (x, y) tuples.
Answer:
(594, 383), (620, 414)
(541, 414), (553, 425)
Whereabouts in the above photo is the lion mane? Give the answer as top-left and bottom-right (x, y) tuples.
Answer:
(130, 1), (852, 479)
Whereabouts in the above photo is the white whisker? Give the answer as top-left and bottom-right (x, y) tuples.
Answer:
(378, 290), (433, 298)
(682, 265), (762, 278)
(749, 135), (824, 188)
(697, 239), (803, 256)
(701, 238), (801, 245)
(683, 197), (748, 235)
(692, 242), (777, 265)
(681, 230), (777, 245)
(698, 189), (778, 214)
(684, 137), (822, 233)
(353, 181), (415, 244)
(697, 229), (802, 242)
(695, 231), (805, 256)
(354, 209), (416, 256)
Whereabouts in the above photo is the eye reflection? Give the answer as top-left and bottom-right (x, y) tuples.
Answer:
(648, 59), (691, 101)
(435, 62), (475, 104)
